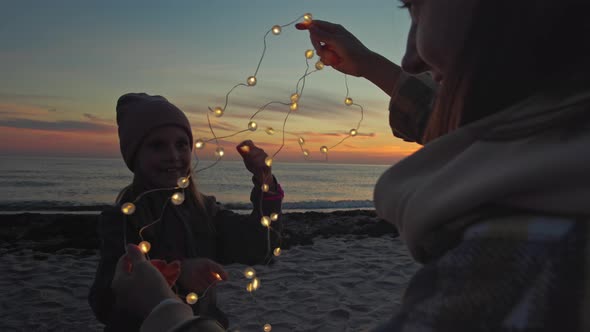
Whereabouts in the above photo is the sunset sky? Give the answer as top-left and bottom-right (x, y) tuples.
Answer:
(0, 0), (421, 165)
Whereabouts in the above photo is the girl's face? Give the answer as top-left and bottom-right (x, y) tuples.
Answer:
(134, 126), (192, 189)
(400, 0), (477, 83)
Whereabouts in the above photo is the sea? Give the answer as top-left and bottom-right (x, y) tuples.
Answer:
(0, 156), (393, 214)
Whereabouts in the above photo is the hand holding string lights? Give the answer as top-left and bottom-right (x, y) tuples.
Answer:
(119, 13), (367, 331)
(195, 12), (366, 166)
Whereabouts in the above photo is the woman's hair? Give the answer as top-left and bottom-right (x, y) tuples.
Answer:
(422, 0), (590, 143)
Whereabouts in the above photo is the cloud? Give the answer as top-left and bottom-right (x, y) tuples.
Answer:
(0, 93), (71, 101)
(0, 118), (116, 133)
(83, 113), (111, 124)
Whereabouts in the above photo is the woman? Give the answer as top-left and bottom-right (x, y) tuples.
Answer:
(88, 93), (284, 331)
(113, 0), (590, 329)
(299, 0), (590, 330)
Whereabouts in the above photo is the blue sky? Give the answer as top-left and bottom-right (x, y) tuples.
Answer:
(0, 0), (418, 164)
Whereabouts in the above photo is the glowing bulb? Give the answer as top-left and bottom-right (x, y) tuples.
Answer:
(240, 145), (250, 154)
(265, 157), (273, 167)
(305, 49), (314, 59)
(273, 247), (282, 256)
(215, 147), (225, 157)
(350, 129), (358, 137)
(315, 61), (324, 70)
(195, 139), (205, 149)
(213, 272), (222, 281)
(177, 177), (190, 189)
(246, 282), (254, 292)
(320, 146), (329, 154)
(265, 127), (275, 135)
(244, 267), (256, 279)
(121, 202), (136, 215)
(298, 137), (305, 145)
(290, 102), (298, 111)
(261, 216), (271, 227)
(303, 149), (310, 157)
(290, 93), (300, 102)
(270, 212), (279, 221)
(264, 323), (272, 332)
(252, 277), (260, 290)
(303, 13), (313, 22)
(247, 76), (257, 86)
(262, 184), (269, 192)
(138, 241), (151, 254)
(345, 97), (353, 106)
(171, 192), (185, 205)
(213, 107), (224, 117)
(186, 292), (199, 305)
(271, 25), (281, 35)
(248, 121), (258, 131)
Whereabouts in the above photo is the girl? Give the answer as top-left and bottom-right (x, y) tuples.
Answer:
(89, 93), (283, 331)
(299, 0), (590, 330)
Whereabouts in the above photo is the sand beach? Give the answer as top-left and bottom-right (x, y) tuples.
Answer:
(0, 210), (418, 331)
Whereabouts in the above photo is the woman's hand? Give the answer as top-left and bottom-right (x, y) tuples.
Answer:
(236, 140), (274, 187)
(178, 258), (228, 293)
(297, 19), (405, 97)
(112, 244), (178, 319)
(296, 20), (375, 77)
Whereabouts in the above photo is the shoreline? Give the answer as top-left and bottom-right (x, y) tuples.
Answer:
(0, 209), (398, 255)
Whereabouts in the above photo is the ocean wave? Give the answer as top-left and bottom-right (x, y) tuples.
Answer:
(0, 180), (56, 187)
(0, 199), (374, 212)
(223, 200), (374, 210)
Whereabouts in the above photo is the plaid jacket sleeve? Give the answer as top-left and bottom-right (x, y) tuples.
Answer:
(388, 72), (438, 145)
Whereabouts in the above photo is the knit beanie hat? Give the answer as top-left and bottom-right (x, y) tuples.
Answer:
(116, 93), (193, 172)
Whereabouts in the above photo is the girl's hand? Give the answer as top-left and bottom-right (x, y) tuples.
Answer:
(296, 20), (375, 77)
(178, 258), (228, 293)
(112, 244), (178, 319)
(236, 140), (273, 187)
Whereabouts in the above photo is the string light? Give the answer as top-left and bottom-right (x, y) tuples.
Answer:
(244, 267), (256, 279)
(247, 76), (257, 86)
(194, 12), (366, 164)
(139, 241), (151, 254)
(171, 192), (185, 206)
(273, 247), (281, 256)
(261, 216), (271, 227)
(265, 157), (273, 167)
(119, 13), (371, 331)
(177, 177), (190, 189)
(194, 139), (205, 149)
(213, 107), (224, 117)
(248, 121), (258, 131)
(186, 292), (199, 305)
(121, 202), (136, 215)
(252, 277), (260, 290)
(215, 147), (225, 157)
(271, 25), (281, 35)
